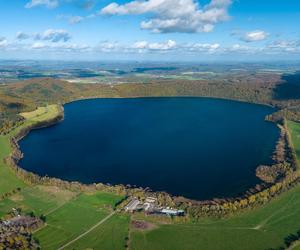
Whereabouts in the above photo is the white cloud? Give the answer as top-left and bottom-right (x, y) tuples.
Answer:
(0, 37), (8, 48)
(59, 43), (90, 51)
(228, 44), (252, 52)
(132, 40), (177, 50)
(242, 30), (269, 42)
(101, 40), (223, 54)
(184, 43), (220, 53)
(267, 40), (300, 53)
(96, 41), (121, 52)
(69, 16), (84, 24)
(31, 42), (47, 49)
(25, 0), (96, 9)
(25, 0), (59, 9)
(15, 30), (71, 43)
(132, 41), (149, 49)
(30, 42), (91, 52)
(16, 32), (31, 40)
(58, 13), (97, 24)
(4, 36), (300, 57)
(100, 0), (232, 33)
(35, 29), (71, 42)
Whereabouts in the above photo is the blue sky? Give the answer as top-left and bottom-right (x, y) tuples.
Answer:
(0, 0), (299, 61)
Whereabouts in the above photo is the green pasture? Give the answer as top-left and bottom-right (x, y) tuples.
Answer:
(131, 183), (300, 250)
(65, 214), (130, 250)
(0, 135), (25, 197)
(287, 121), (300, 163)
(0, 185), (77, 218)
(34, 192), (124, 250)
(20, 104), (60, 122)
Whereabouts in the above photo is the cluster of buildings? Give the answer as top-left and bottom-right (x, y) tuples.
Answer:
(0, 215), (42, 249)
(124, 197), (184, 216)
(1, 215), (41, 229)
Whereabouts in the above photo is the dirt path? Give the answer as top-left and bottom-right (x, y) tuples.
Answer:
(57, 211), (116, 250)
(252, 194), (296, 230)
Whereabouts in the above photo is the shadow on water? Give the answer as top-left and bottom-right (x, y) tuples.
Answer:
(274, 71), (300, 100)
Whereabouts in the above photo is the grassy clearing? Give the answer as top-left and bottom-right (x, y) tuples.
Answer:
(0, 186), (77, 218)
(34, 192), (124, 250)
(287, 121), (300, 163)
(20, 105), (60, 122)
(64, 214), (130, 250)
(0, 135), (26, 196)
(7, 104), (61, 139)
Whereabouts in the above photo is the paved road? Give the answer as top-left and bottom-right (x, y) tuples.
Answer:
(57, 211), (116, 250)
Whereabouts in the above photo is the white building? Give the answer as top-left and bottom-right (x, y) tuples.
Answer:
(125, 198), (140, 212)
(161, 208), (185, 216)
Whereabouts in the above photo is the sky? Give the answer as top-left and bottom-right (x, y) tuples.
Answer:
(0, 0), (299, 61)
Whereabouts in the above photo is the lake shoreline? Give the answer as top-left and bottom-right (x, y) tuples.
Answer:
(4, 95), (300, 218)
(13, 97), (280, 201)
(63, 94), (277, 109)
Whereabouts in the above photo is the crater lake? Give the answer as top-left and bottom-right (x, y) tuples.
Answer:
(19, 97), (279, 200)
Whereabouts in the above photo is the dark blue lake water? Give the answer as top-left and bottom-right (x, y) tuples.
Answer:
(19, 98), (279, 200)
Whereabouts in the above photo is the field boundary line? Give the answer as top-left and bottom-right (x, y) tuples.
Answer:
(33, 193), (81, 234)
(253, 194), (296, 230)
(45, 192), (81, 216)
(57, 211), (116, 250)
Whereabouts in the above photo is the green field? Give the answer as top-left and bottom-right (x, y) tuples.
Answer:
(131, 182), (300, 250)
(0, 185), (77, 218)
(287, 121), (300, 163)
(20, 105), (60, 122)
(0, 135), (26, 196)
(64, 214), (130, 250)
(34, 192), (124, 250)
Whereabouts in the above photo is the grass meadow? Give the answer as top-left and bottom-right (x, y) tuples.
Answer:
(34, 192), (124, 250)
(64, 214), (130, 250)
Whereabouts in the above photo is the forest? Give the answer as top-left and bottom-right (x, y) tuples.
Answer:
(1, 71), (300, 134)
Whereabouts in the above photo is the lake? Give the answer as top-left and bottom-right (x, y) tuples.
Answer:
(19, 98), (279, 200)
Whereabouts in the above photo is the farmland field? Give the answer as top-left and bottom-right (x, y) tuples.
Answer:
(130, 182), (300, 250)
(34, 192), (124, 250)
(0, 185), (77, 218)
(287, 121), (300, 163)
(64, 214), (130, 250)
(0, 135), (26, 196)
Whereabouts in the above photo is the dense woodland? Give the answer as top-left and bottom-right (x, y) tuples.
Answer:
(1, 71), (300, 133)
